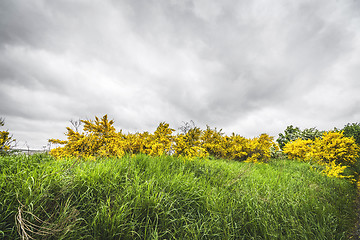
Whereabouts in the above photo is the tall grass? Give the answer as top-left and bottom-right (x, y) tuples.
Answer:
(0, 154), (357, 239)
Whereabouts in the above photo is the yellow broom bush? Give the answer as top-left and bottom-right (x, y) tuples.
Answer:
(49, 115), (278, 163)
(313, 131), (359, 166)
(201, 126), (227, 159)
(49, 115), (126, 159)
(148, 122), (175, 156)
(0, 118), (16, 155)
(245, 134), (279, 163)
(174, 127), (208, 159)
(224, 134), (248, 161)
(283, 131), (359, 179)
(283, 138), (314, 161)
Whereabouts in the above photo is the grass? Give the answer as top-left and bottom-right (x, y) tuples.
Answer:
(0, 154), (357, 239)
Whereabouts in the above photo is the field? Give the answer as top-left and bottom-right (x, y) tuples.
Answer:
(0, 154), (358, 239)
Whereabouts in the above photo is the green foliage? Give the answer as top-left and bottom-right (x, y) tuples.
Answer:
(0, 154), (357, 239)
(277, 125), (323, 149)
(301, 127), (323, 140)
(342, 122), (360, 146)
(277, 125), (301, 149)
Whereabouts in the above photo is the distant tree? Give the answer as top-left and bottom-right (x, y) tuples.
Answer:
(277, 125), (323, 150)
(300, 127), (323, 141)
(277, 125), (301, 150)
(178, 120), (196, 134)
(0, 118), (16, 155)
(342, 123), (360, 146)
(70, 119), (82, 132)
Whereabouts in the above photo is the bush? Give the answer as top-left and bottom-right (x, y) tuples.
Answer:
(245, 134), (278, 163)
(0, 118), (15, 156)
(283, 131), (359, 179)
(49, 115), (126, 159)
(49, 115), (277, 163)
(201, 126), (227, 159)
(174, 126), (208, 159)
(313, 131), (359, 166)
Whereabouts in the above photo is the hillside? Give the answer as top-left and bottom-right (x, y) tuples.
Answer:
(0, 154), (357, 239)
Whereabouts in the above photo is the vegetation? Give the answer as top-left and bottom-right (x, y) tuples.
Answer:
(49, 115), (278, 163)
(283, 131), (359, 179)
(343, 122), (360, 146)
(1, 116), (360, 239)
(48, 116), (359, 181)
(0, 154), (357, 239)
(0, 118), (15, 156)
(277, 125), (323, 150)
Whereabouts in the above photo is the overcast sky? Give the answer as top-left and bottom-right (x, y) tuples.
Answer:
(1, 0), (360, 149)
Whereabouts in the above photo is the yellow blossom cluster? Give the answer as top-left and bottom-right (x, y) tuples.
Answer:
(0, 118), (15, 155)
(0, 131), (11, 152)
(49, 115), (278, 162)
(283, 131), (359, 179)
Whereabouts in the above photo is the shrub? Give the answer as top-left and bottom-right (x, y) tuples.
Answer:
(201, 126), (227, 159)
(224, 134), (248, 161)
(124, 132), (151, 155)
(245, 134), (279, 163)
(147, 122), (175, 156)
(49, 115), (126, 159)
(223, 133), (278, 163)
(283, 138), (314, 161)
(174, 126), (208, 159)
(313, 131), (359, 166)
(0, 118), (15, 155)
(49, 115), (277, 163)
(283, 131), (359, 179)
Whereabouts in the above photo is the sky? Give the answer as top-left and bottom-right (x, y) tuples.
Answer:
(1, 0), (360, 150)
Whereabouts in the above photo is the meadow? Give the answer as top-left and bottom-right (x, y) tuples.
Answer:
(0, 153), (357, 239)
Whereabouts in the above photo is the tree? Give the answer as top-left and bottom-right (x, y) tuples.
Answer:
(342, 123), (360, 146)
(277, 125), (323, 150)
(277, 125), (301, 150)
(178, 120), (196, 134)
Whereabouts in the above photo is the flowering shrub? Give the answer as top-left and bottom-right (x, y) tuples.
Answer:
(283, 131), (359, 179)
(124, 132), (150, 155)
(283, 138), (314, 161)
(49, 115), (278, 163)
(313, 131), (359, 166)
(225, 134), (248, 161)
(245, 134), (279, 163)
(174, 126), (208, 159)
(148, 122), (175, 156)
(49, 115), (126, 159)
(0, 118), (15, 155)
(201, 126), (227, 159)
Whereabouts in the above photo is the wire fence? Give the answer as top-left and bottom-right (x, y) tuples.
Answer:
(11, 148), (50, 155)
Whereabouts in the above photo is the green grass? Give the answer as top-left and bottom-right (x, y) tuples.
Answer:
(0, 154), (357, 239)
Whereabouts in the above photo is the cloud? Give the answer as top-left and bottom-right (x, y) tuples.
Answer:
(1, 0), (360, 148)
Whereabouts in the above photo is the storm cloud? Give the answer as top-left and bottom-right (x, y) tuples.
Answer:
(1, 0), (360, 149)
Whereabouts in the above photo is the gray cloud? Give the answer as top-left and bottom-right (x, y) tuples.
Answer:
(1, 0), (360, 148)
